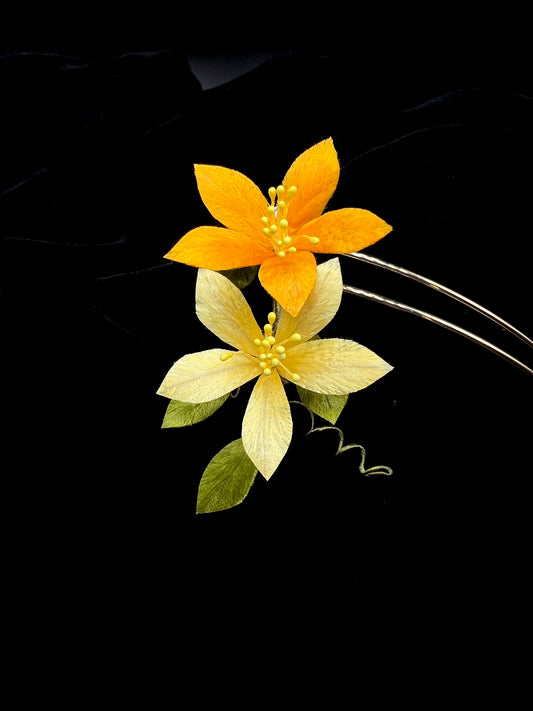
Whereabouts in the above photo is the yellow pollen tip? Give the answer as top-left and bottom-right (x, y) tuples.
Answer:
(278, 251), (286, 258)
(276, 185), (284, 196)
(271, 358), (280, 367)
(278, 200), (286, 210)
(288, 246), (297, 253)
(290, 333), (301, 342)
(269, 224), (278, 233)
(283, 236), (291, 244)
(262, 339), (270, 348)
(254, 338), (262, 346)
(288, 185), (297, 196)
(279, 353), (286, 360)
(267, 335), (276, 345)
(219, 353), (233, 361)
(292, 373), (301, 381)
(263, 227), (271, 237)
(268, 312), (276, 325)
(267, 205), (276, 215)
(260, 361), (269, 369)
(266, 353), (273, 359)
(308, 236), (320, 244)
(268, 186), (277, 202)
(280, 219), (289, 230)
(264, 323), (272, 336)
(276, 345), (285, 353)
(261, 216), (269, 226)
(259, 353), (267, 361)
(263, 368), (272, 376)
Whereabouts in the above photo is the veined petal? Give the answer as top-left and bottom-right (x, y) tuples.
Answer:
(282, 137), (340, 233)
(258, 251), (317, 317)
(196, 268), (263, 352)
(274, 257), (343, 345)
(242, 370), (292, 480)
(293, 208), (392, 254)
(157, 349), (260, 402)
(285, 338), (393, 394)
(194, 164), (269, 238)
(165, 226), (272, 270)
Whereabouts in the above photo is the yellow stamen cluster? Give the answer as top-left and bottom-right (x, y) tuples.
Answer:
(261, 184), (318, 258)
(219, 311), (301, 381)
(255, 311), (301, 380)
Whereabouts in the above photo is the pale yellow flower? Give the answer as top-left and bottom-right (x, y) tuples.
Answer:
(157, 258), (392, 479)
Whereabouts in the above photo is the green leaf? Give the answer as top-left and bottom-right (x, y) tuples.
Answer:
(161, 394), (229, 428)
(196, 438), (258, 514)
(219, 265), (258, 289)
(296, 387), (349, 425)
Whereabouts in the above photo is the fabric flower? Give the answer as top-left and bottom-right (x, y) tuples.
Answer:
(157, 258), (392, 480)
(164, 138), (392, 316)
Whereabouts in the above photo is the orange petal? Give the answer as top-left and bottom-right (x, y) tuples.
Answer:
(282, 137), (340, 233)
(258, 251), (317, 317)
(165, 226), (273, 270)
(292, 208), (392, 254)
(194, 163), (269, 239)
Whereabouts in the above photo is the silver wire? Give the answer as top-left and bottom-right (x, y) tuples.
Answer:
(345, 251), (533, 349)
(342, 284), (533, 376)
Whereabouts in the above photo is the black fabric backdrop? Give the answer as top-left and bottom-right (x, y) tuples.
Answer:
(4, 16), (532, 691)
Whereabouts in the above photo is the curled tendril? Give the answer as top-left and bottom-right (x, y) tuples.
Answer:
(289, 400), (393, 477)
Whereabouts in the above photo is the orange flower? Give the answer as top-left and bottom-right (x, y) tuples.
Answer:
(165, 138), (392, 316)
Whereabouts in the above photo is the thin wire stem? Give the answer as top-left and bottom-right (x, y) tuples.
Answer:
(345, 252), (533, 349)
(342, 284), (533, 377)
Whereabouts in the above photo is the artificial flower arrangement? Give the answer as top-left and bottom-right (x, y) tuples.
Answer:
(157, 136), (533, 513)
(157, 138), (395, 512)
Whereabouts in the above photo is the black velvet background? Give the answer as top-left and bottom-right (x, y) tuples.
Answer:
(4, 14), (532, 690)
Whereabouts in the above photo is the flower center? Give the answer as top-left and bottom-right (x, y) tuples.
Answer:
(219, 311), (301, 380)
(252, 311), (301, 380)
(260, 184), (319, 257)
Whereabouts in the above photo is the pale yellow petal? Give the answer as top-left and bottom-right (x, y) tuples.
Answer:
(157, 349), (260, 402)
(196, 268), (263, 353)
(242, 370), (292, 480)
(285, 338), (393, 394)
(274, 257), (343, 345)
